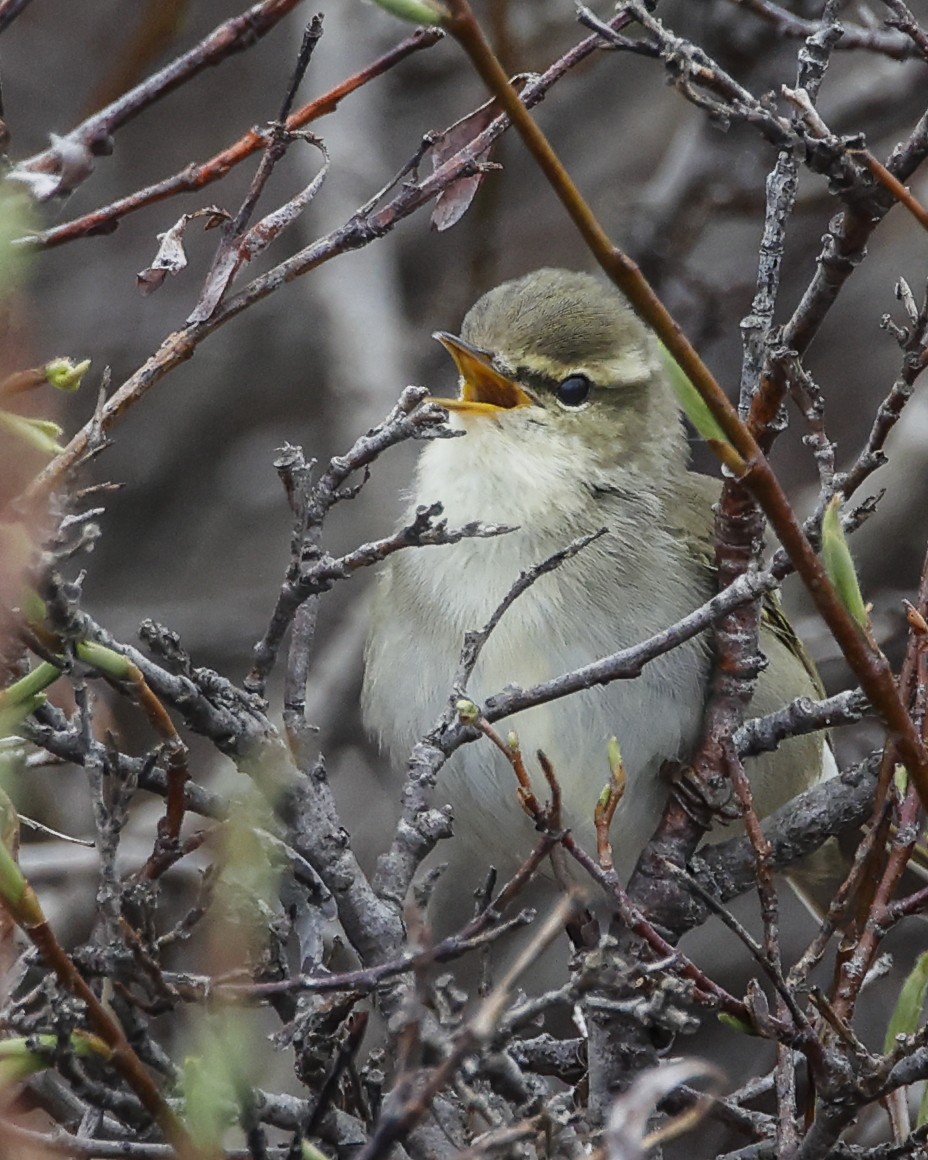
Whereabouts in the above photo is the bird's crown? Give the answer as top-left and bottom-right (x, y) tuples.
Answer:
(460, 267), (655, 387)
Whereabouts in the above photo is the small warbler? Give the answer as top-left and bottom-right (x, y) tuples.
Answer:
(363, 268), (837, 904)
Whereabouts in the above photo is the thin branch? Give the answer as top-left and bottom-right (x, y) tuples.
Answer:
(18, 27), (445, 250)
(729, 0), (920, 60)
(9, 0), (303, 195)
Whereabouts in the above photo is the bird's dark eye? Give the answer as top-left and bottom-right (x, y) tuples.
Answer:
(555, 374), (591, 407)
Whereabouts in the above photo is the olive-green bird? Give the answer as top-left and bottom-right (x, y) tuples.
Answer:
(363, 268), (837, 904)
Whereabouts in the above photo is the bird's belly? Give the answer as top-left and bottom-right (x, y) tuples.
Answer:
(363, 527), (712, 885)
(442, 628), (706, 883)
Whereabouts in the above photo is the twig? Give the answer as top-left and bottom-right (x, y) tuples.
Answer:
(467, 717), (757, 1025)
(853, 147), (928, 231)
(19, 27), (444, 250)
(728, 0), (918, 59)
(735, 689), (869, 758)
(839, 276), (928, 500)
(454, 529), (604, 693)
(10, 0), (302, 195)
(353, 895), (577, 1160)
(882, 0), (928, 62)
(189, 16), (327, 322)
(245, 390), (469, 700)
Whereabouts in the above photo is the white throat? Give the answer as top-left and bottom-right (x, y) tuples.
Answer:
(414, 411), (595, 532)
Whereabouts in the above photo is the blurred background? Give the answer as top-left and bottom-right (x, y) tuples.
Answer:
(2, 0), (928, 1145)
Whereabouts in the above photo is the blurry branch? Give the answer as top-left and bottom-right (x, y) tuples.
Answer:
(7, 0), (302, 199)
(85, 0), (189, 114)
(0, 0), (33, 36)
(604, 1060), (724, 1160)
(728, 0), (920, 60)
(0, 846), (196, 1151)
(352, 894), (575, 1160)
(19, 27), (444, 251)
(839, 276), (928, 500)
(883, 0), (928, 63)
(204, 848), (551, 1000)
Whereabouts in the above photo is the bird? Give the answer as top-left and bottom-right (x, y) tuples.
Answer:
(362, 267), (836, 904)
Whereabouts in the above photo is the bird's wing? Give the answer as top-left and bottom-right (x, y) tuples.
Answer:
(671, 472), (825, 698)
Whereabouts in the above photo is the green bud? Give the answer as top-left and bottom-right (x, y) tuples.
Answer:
(0, 698), (45, 739)
(718, 1011), (757, 1036)
(0, 1039), (46, 1085)
(0, 662), (60, 737)
(71, 1031), (112, 1059)
(0, 788), (19, 852)
(884, 950), (928, 1053)
(0, 411), (64, 456)
(20, 587), (47, 627)
(0, 189), (34, 298)
(0, 1031), (110, 1086)
(45, 357), (90, 392)
(506, 730), (520, 751)
(455, 698), (479, 724)
(659, 344), (743, 471)
(0, 662), (61, 709)
(183, 1052), (231, 1150)
(821, 495), (869, 630)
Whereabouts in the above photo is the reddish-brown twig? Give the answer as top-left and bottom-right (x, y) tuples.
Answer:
(854, 148), (928, 232)
(22, 27), (443, 251)
(14, 0), (302, 183)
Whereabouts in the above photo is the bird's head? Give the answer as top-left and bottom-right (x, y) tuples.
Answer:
(430, 268), (687, 479)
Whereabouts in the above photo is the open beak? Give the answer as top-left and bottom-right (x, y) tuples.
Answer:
(431, 332), (535, 414)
